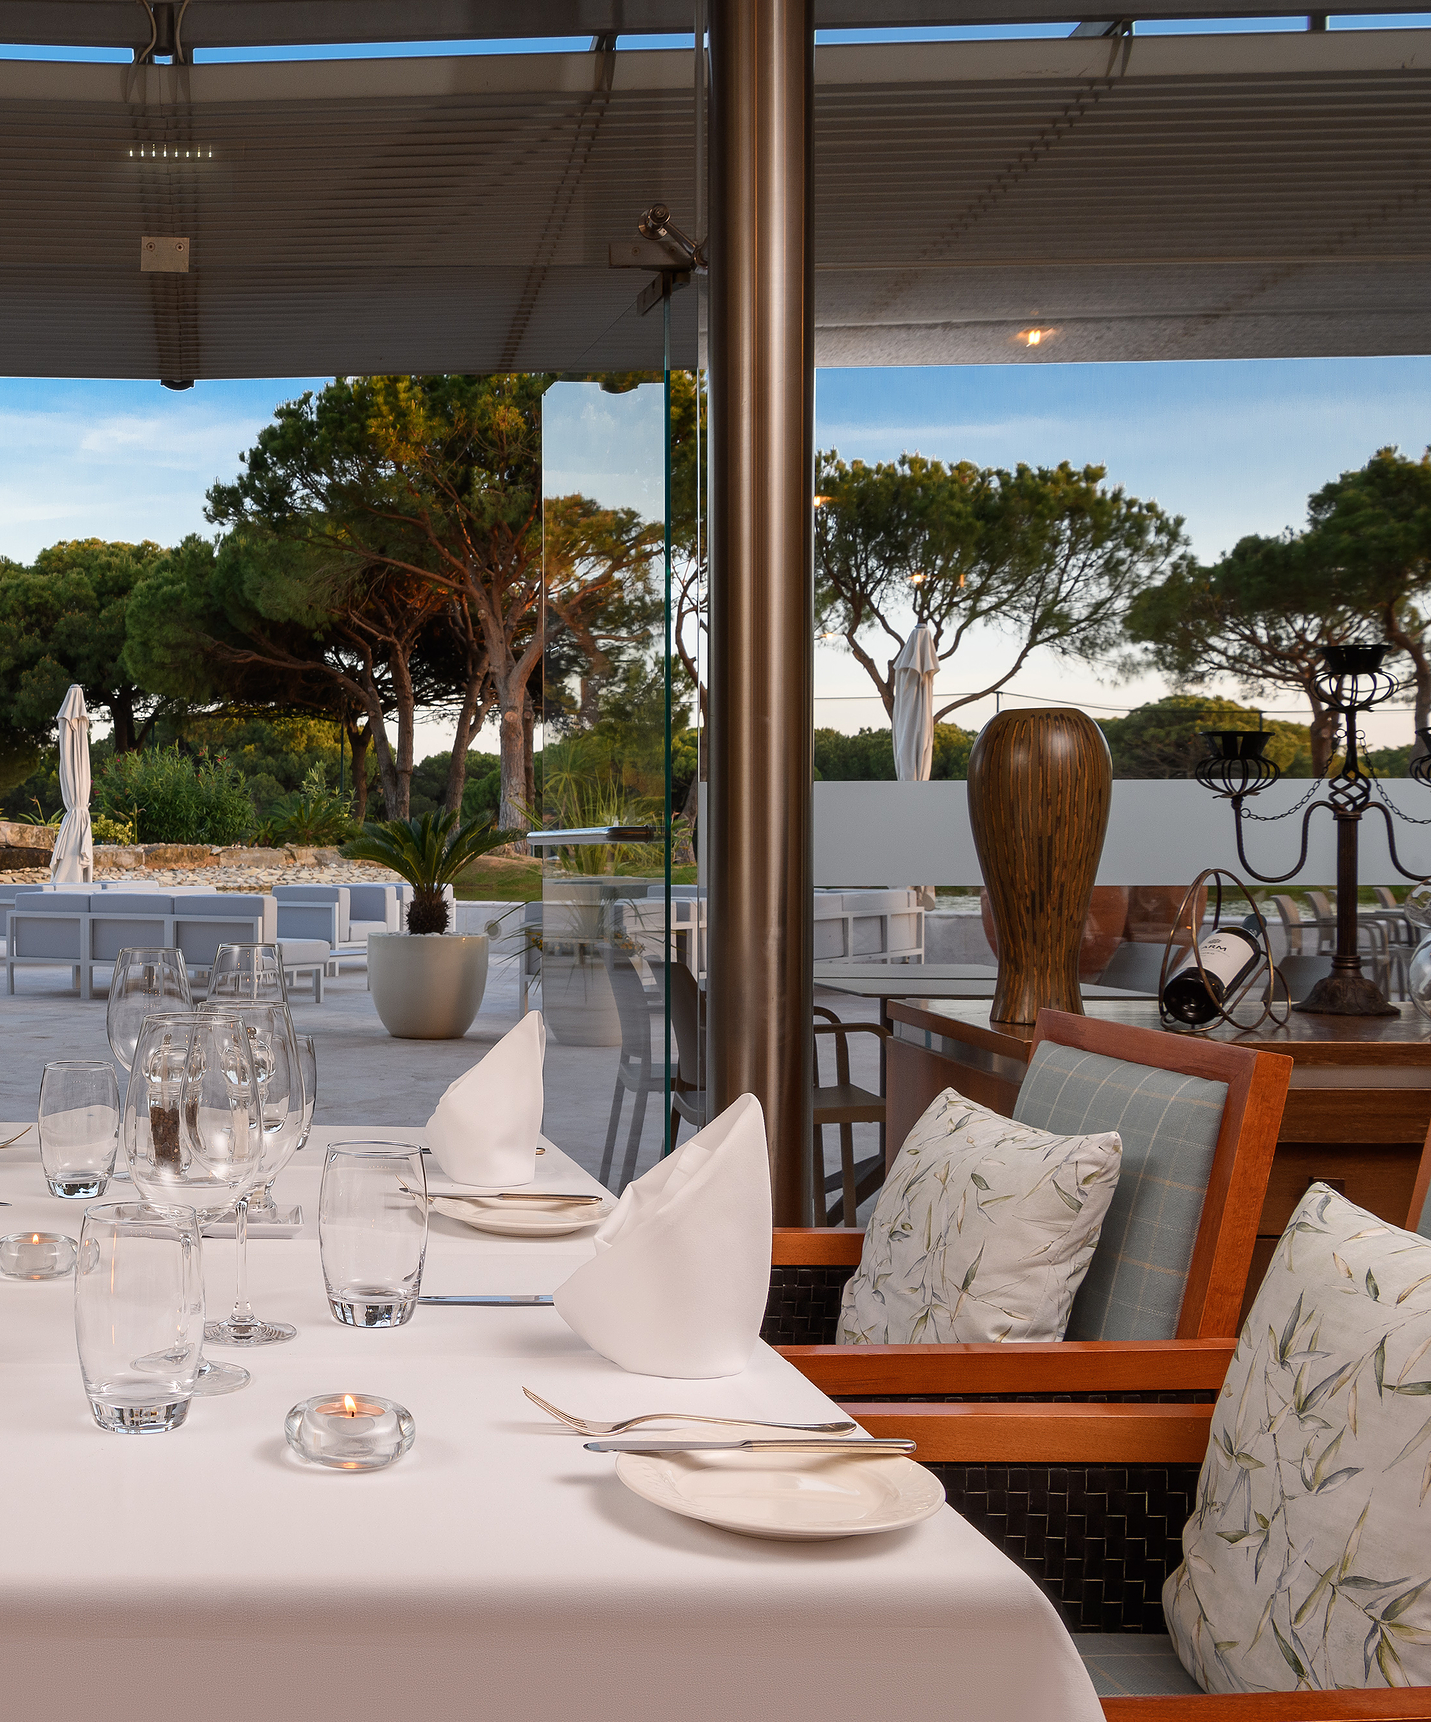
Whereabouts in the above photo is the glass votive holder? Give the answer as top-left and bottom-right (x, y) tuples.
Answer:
(285, 1393), (416, 1471)
(0, 1231), (78, 1280)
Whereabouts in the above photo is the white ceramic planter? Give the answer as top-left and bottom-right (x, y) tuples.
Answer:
(541, 943), (621, 1047)
(368, 932), (489, 1040)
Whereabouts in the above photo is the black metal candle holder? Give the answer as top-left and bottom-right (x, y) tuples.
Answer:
(1194, 643), (1429, 1017)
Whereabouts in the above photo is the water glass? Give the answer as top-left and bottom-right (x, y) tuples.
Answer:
(319, 1142), (427, 1328)
(207, 943), (289, 1005)
(250, 1032), (314, 1225)
(74, 1201), (205, 1434)
(106, 947), (193, 1073)
(38, 1061), (120, 1198)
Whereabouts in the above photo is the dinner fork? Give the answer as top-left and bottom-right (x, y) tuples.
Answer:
(523, 1386), (857, 1437)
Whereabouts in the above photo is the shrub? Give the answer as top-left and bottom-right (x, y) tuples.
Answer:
(269, 764), (356, 846)
(92, 812), (135, 844)
(97, 746), (253, 845)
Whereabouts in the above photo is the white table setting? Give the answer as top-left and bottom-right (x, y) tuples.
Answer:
(0, 1006), (1103, 1722)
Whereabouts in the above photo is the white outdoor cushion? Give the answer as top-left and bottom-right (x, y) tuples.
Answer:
(837, 1086), (1122, 1345)
(1164, 1184), (1431, 1695)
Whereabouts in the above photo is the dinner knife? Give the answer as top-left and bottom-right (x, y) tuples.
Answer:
(417, 1294), (555, 1306)
(433, 1191), (604, 1206)
(583, 1437), (916, 1455)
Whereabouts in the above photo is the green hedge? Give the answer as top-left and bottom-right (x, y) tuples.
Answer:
(97, 746), (253, 845)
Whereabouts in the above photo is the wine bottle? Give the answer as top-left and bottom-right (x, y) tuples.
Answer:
(1161, 915), (1264, 1025)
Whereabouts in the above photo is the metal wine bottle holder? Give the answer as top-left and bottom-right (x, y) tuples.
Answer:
(1158, 869), (1290, 1034)
(1195, 643), (1430, 1017)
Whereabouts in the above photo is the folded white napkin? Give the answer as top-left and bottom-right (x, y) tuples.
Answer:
(425, 1012), (546, 1187)
(553, 1093), (773, 1379)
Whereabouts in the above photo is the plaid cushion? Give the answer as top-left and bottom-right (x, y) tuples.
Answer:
(1012, 1043), (1227, 1341)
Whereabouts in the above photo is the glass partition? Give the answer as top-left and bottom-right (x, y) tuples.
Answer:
(538, 374), (676, 1193)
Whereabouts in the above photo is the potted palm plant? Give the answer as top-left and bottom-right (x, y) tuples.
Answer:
(343, 811), (519, 1039)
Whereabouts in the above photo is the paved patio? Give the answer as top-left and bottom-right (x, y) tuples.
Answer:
(0, 951), (883, 1203)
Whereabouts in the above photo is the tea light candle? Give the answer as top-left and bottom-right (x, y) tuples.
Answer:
(0, 1232), (77, 1280)
(284, 1393), (415, 1471)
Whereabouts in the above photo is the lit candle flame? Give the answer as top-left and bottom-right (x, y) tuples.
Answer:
(344, 1394), (358, 1417)
(31, 1234), (39, 1245)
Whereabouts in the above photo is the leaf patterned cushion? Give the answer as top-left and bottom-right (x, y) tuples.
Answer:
(837, 1086), (1122, 1345)
(1164, 1184), (1431, 1694)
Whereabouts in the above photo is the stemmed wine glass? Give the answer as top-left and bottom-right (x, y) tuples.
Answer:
(106, 947), (193, 1180)
(122, 1010), (262, 1397)
(206, 943), (289, 1005)
(198, 999), (303, 1345)
(249, 1032), (315, 1225)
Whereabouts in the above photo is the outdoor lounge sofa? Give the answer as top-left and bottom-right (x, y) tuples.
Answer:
(5, 889), (279, 999)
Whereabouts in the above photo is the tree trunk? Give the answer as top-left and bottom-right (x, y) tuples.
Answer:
(345, 716), (372, 824)
(1308, 688), (1338, 777)
(523, 695), (536, 824)
(1384, 610), (1431, 758)
(110, 697), (136, 754)
(497, 701), (525, 832)
(443, 678), (491, 817)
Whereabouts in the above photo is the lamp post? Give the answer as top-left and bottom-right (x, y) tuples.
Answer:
(1196, 643), (1429, 1017)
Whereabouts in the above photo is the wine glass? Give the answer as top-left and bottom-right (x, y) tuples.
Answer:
(206, 943), (289, 1005)
(122, 1011), (260, 1397)
(106, 947), (192, 1184)
(249, 1032), (315, 1225)
(198, 999), (303, 1345)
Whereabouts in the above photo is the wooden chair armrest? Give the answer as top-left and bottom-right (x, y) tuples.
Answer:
(842, 1400), (1214, 1463)
(1103, 1694), (1431, 1720)
(780, 1338), (1236, 1394)
(771, 1227), (864, 1265)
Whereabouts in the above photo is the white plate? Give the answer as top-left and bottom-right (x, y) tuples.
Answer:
(614, 1434), (945, 1541)
(428, 1195), (612, 1237)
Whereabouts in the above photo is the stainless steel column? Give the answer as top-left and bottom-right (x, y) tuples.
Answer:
(707, 0), (814, 1225)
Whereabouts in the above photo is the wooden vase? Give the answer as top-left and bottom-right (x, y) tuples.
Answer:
(967, 708), (1113, 1025)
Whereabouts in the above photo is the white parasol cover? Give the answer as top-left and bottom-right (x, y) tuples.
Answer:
(50, 684), (93, 884)
(892, 623), (939, 781)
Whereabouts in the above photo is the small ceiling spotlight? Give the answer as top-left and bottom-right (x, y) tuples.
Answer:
(1015, 327), (1057, 348)
(161, 379), (194, 391)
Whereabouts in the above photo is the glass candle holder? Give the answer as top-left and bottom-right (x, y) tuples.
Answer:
(0, 1231), (78, 1280)
(284, 1393), (416, 1471)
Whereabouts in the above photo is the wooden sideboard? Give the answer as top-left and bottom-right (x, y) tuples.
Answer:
(886, 997), (1431, 1324)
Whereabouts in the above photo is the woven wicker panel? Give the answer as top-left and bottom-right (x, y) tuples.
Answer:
(932, 1462), (1201, 1633)
(761, 1265), (856, 1345)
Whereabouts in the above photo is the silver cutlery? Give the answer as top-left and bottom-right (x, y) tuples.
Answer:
(403, 1181), (602, 1208)
(417, 1294), (554, 1306)
(524, 1386), (856, 1437)
(584, 1437), (915, 1455)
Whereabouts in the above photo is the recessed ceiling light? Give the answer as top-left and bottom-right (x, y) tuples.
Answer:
(1015, 327), (1057, 348)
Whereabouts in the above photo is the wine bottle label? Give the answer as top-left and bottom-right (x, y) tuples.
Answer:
(1169, 929), (1259, 990)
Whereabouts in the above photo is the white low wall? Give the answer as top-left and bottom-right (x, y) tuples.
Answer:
(814, 779), (1431, 888)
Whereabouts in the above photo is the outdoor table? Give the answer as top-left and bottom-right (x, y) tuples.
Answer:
(0, 1123), (1102, 1722)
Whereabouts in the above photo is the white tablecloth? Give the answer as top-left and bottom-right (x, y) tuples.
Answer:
(0, 1123), (1101, 1722)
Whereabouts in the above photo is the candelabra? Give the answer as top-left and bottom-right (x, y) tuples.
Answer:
(1195, 644), (1429, 1017)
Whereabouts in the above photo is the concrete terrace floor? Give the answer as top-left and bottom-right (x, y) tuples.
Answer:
(0, 952), (884, 1202)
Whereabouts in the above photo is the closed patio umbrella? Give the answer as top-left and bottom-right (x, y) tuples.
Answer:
(50, 684), (93, 884)
(892, 624), (939, 781)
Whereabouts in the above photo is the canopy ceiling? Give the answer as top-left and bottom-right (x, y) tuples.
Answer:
(0, 31), (1426, 378)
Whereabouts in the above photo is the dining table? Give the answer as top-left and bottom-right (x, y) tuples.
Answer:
(0, 1120), (1103, 1722)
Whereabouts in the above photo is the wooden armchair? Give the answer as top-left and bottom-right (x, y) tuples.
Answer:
(767, 1007), (1293, 1367)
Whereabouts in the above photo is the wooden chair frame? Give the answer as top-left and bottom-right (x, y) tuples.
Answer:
(879, 1007), (1292, 1340)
